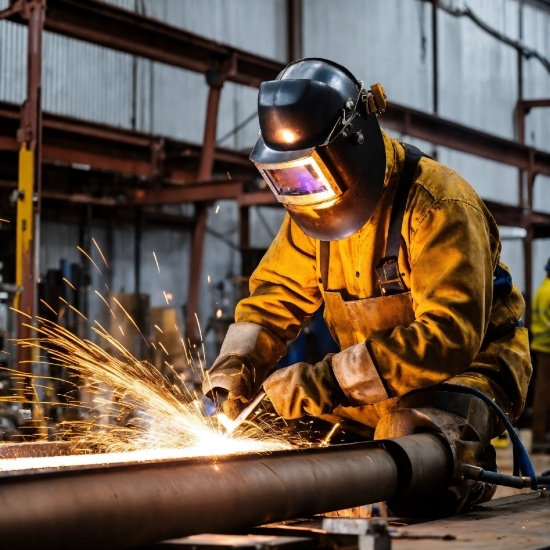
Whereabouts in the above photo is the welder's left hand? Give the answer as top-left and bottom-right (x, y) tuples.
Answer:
(263, 357), (347, 420)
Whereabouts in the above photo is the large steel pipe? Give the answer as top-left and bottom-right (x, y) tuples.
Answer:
(0, 433), (451, 550)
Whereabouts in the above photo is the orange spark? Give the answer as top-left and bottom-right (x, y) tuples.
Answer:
(158, 342), (169, 356)
(58, 297), (88, 321)
(77, 246), (102, 276)
(40, 299), (57, 316)
(94, 290), (116, 319)
(153, 252), (160, 273)
(92, 238), (109, 268)
(9, 307), (32, 319)
(62, 277), (76, 290)
(112, 297), (149, 346)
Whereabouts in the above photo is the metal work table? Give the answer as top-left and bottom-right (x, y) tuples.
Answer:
(149, 492), (550, 550)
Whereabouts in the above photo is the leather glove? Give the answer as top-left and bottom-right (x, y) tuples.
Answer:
(263, 357), (347, 420)
(202, 322), (287, 420)
(202, 354), (254, 420)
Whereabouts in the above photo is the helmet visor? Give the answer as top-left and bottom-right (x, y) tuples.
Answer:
(255, 152), (343, 206)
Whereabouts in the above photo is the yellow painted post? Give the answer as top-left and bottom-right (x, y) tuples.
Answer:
(14, 145), (34, 313)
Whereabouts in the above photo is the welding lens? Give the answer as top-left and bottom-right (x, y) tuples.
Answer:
(256, 154), (343, 206)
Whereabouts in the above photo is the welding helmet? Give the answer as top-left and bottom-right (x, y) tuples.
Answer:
(250, 58), (387, 241)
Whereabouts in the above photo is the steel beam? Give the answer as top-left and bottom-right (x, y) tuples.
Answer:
(517, 98), (550, 145)
(4, 101), (550, 205)
(286, 0), (303, 62)
(0, 433), (451, 550)
(381, 104), (550, 177)
(131, 180), (242, 205)
(186, 78), (225, 343)
(0, 102), (256, 182)
(9, 0), (283, 88)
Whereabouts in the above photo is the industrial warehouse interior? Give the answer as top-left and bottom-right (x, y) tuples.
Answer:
(0, 0), (550, 548)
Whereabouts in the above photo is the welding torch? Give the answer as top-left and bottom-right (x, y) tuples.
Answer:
(217, 389), (267, 436)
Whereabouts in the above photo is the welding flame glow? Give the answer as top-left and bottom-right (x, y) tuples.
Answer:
(0, 240), (311, 473)
(0, 316), (292, 472)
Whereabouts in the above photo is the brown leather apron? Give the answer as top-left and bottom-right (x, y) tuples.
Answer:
(320, 145), (422, 427)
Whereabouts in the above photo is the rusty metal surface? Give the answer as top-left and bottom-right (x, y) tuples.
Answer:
(391, 492), (550, 550)
(0, 101), (256, 182)
(186, 80), (224, 342)
(0, 440), (78, 458)
(8, 0), (283, 88)
(286, 0), (303, 62)
(8, 1), (550, 180)
(0, 434), (451, 550)
(380, 104), (550, 177)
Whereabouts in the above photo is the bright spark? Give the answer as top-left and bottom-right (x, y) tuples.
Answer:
(62, 277), (76, 290)
(3, 318), (292, 471)
(215, 205), (220, 214)
(163, 291), (170, 305)
(153, 252), (160, 273)
(40, 299), (57, 316)
(92, 238), (109, 268)
(58, 297), (87, 321)
(321, 423), (340, 447)
(112, 297), (149, 346)
(9, 307), (32, 320)
(94, 291), (116, 319)
(158, 342), (169, 355)
(77, 246), (102, 276)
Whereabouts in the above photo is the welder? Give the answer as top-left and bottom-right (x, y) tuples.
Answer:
(203, 58), (532, 508)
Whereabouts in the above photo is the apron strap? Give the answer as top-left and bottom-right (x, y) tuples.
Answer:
(320, 143), (426, 293)
(375, 143), (424, 296)
(320, 240), (330, 289)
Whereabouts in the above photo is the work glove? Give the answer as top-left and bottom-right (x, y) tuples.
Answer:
(263, 356), (347, 420)
(202, 354), (254, 420)
(202, 322), (287, 419)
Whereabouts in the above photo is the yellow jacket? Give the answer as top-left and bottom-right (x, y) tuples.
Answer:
(235, 131), (531, 422)
(531, 277), (550, 354)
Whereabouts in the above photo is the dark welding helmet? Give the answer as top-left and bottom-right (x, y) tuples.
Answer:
(250, 58), (387, 241)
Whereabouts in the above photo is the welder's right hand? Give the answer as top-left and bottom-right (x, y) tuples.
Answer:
(202, 354), (254, 420)
(202, 322), (287, 419)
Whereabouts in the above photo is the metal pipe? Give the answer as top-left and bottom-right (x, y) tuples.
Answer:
(0, 433), (451, 550)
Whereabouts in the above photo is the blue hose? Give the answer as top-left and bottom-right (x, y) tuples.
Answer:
(439, 384), (544, 489)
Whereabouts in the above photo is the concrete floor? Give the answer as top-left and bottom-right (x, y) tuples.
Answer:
(494, 429), (550, 499)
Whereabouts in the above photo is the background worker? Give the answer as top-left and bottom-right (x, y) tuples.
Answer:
(203, 59), (532, 508)
(530, 258), (550, 452)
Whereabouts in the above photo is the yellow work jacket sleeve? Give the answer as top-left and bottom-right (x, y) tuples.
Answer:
(235, 213), (323, 344)
(531, 278), (550, 353)
(367, 198), (495, 398)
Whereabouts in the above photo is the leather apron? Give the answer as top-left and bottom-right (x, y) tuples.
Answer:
(320, 144), (422, 427)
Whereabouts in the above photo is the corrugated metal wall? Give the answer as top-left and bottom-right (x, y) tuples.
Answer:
(2, 0), (550, 342)
(303, 0), (550, 292)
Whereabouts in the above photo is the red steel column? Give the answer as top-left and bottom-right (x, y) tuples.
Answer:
(15, 0), (45, 372)
(186, 74), (224, 342)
